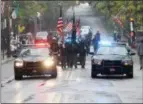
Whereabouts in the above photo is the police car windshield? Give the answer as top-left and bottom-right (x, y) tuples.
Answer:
(97, 46), (128, 56)
(20, 48), (50, 57)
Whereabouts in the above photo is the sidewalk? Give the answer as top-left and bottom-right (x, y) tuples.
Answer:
(1, 54), (14, 64)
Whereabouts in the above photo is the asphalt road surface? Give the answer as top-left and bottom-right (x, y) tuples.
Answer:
(1, 3), (143, 103)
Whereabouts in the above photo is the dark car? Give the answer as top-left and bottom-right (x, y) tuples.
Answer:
(90, 43), (135, 78)
(13, 45), (57, 80)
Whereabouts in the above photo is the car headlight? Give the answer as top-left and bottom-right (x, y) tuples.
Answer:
(15, 59), (24, 67)
(43, 57), (54, 67)
(93, 59), (102, 65)
(122, 60), (133, 65)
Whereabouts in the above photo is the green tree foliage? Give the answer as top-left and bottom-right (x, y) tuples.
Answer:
(2, 1), (77, 30)
(93, 1), (143, 31)
(16, 1), (76, 29)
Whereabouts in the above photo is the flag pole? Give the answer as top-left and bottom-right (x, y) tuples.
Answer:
(59, 3), (64, 44)
(72, 6), (76, 43)
(6, 1), (11, 57)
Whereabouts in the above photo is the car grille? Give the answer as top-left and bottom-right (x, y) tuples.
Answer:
(103, 60), (121, 66)
(25, 62), (42, 68)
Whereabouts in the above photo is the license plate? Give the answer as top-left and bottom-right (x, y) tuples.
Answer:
(110, 68), (115, 71)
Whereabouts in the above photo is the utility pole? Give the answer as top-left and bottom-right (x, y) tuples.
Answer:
(72, 7), (76, 42)
(6, 1), (11, 58)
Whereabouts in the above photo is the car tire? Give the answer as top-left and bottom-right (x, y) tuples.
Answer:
(127, 73), (133, 78)
(91, 65), (98, 78)
(91, 72), (97, 78)
(91, 68), (97, 78)
(51, 70), (57, 78)
(15, 72), (23, 80)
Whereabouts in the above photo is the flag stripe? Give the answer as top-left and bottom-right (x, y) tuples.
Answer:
(57, 24), (63, 27)
(57, 17), (63, 35)
(66, 23), (72, 30)
(65, 22), (73, 31)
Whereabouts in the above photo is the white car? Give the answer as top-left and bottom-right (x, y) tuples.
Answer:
(81, 26), (91, 30)
(80, 26), (92, 36)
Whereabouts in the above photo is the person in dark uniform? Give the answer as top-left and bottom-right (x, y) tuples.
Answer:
(50, 37), (59, 65)
(71, 41), (79, 69)
(93, 31), (101, 52)
(66, 41), (73, 68)
(79, 39), (87, 68)
(113, 31), (117, 41)
(59, 42), (67, 69)
(47, 32), (53, 46)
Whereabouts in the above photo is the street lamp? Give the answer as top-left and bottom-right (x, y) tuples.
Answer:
(37, 12), (41, 31)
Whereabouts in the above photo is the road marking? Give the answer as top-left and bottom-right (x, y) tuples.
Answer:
(1, 76), (14, 87)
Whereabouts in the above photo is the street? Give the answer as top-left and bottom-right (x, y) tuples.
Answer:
(1, 55), (142, 103)
(1, 3), (143, 103)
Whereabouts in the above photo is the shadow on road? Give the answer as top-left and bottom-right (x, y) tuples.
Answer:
(94, 75), (132, 80)
(19, 76), (56, 81)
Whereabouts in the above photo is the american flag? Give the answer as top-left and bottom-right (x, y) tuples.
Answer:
(64, 22), (73, 32)
(112, 17), (123, 28)
(57, 17), (63, 35)
(64, 20), (80, 35)
(1, 1), (5, 16)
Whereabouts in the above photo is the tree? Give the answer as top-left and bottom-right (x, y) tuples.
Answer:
(91, 1), (143, 31)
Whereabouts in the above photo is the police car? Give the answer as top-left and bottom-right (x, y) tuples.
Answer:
(13, 44), (57, 80)
(90, 41), (135, 78)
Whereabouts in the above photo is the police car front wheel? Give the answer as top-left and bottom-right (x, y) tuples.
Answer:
(51, 71), (57, 78)
(91, 69), (98, 78)
(127, 73), (133, 78)
(15, 72), (23, 80)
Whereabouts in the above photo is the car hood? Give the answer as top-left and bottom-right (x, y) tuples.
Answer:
(93, 55), (130, 61)
(21, 56), (48, 62)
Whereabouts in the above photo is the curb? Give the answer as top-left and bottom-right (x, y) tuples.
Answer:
(1, 76), (14, 87)
(1, 58), (14, 64)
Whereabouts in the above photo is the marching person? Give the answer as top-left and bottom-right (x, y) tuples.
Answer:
(71, 41), (79, 69)
(93, 31), (101, 52)
(79, 38), (87, 68)
(59, 42), (67, 69)
(113, 31), (117, 41)
(50, 37), (59, 65)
